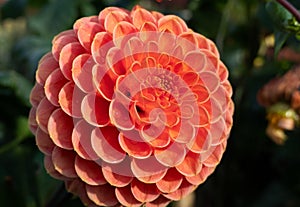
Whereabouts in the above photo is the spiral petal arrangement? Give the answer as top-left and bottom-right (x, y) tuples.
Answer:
(29, 5), (234, 207)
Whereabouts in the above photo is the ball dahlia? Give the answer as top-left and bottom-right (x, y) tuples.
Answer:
(29, 5), (234, 207)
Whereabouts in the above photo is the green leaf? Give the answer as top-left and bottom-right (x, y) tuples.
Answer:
(28, 0), (80, 37)
(274, 30), (290, 56)
(0, 70), (32, 107)
(266, 0), (293, 31)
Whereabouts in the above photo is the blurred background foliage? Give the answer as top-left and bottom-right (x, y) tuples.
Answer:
(0, 0), (300, 206)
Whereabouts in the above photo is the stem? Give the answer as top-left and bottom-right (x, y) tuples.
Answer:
(276, 0), (300, 22)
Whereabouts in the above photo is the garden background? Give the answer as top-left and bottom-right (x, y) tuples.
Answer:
(1, 0), (300, 206)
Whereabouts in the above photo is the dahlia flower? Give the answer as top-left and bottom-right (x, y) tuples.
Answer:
(29, 5), (234, 207)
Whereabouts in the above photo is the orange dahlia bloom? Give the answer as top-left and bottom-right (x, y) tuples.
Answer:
(29, 5), (234, 207)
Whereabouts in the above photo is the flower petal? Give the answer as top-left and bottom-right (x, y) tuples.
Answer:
(86, 184), (118, 206)
(119, 130), (152, 159)
(65, 179), (96, 207)
(44, 155), (67, 180)
(77, 22), (104, 52)
(48, 108), (74, 150)
(36, 127), (55, 155)
(75, 156), (107, 186)
(36, 97), (57, 133)
(115, 185), (143, 207)
(36, 52), (59, 85)
(183, 50), (207, 73)
(131, 179), (160, 202)
(29, 107), (38, 134)
(176, 151), (202, 177)
(185, 165), (215, 186)
(52, 146), (77, 178)
(131, 157), (167, 183)
(104, 9), (130, 34)
(154, 142), (186, 167)
(91, 32), (113, 64)
(158, 15), (188, 34)
(52, 30), (78, 61)
(30, 83), (44, 107)
(44, 68), (68, 106)
(91, 126), (125, 164)
(202, 141), (226, 167)
(72, 54), (96, 93)
(59, 42), (86, 80)
(81, 93), (110, 127)
(73, 16), (99, 33)
(146, 196), (171, 207)
(131, 6), (156, 30)
(109, 99), (135, 130)
(92, 64), (117, 101)
(187, 127), (211, 153)
(72, 120), (99, 160)
(163, 179), (196, 201)
(156, 168), (183, 193)
(59, 82), (84, 118)
(102, 165), (133, 187)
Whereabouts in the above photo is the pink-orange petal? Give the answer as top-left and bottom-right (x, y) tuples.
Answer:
(109, 99), (135, 130)
(183, 50), (207, 73)
(81, 93), (110, 127)
(200, 71), (220, 94)
(29, 83), (45, 107)
(58, 82), (84, 118)
(44, 68), (68, 106)
(185, 165), (215, 186)
(163, 179), (196, 201)
(36, 52), (59, 85)
(98, 7), (129, 25)
(52, 146), (77, 178)
(65, 179), (97, 207)
(156, 167), (183, 193)
(74, 156), (107, 186)
(131, 157), (167, 183)
(91, 32), (113, 64)
(59, 42), (86, 80)
(48, 108), (74, 150)
(35, 127), (55, 155)
(146, 196), (171, 207)
(73, 16), (99, 34)
(141, 125), (171, 148)
(176, 151), (202, 177)
(86, 184), (118, 206)
(72, 120), (99, 160)
(113, 21), (137, 48)
(131, 179), (160, 202)
(29, 107), (38, 134)
(77, 22), (104, 52)
(202, 142), (226, 167)
(44, 155), (68, 180)
(72, 54), (96, 93)
(104, 10), (130, 34)
(154, 142), (186, 167)
(36, 97), (57, 133)
(115, 185), (143, 207)
(158, 15), (188, 34)
(210, 117), (226, 145)
(52, 30), (78, 61)
(187, 127), (211, 153)
(102, 165), (133, 187)
(177, 32), (198, 54)
(91, 126), (125, 164)
(92, 64), (116, 101)
(131, 6), (156, 30)
(119, 130), (152, 159)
